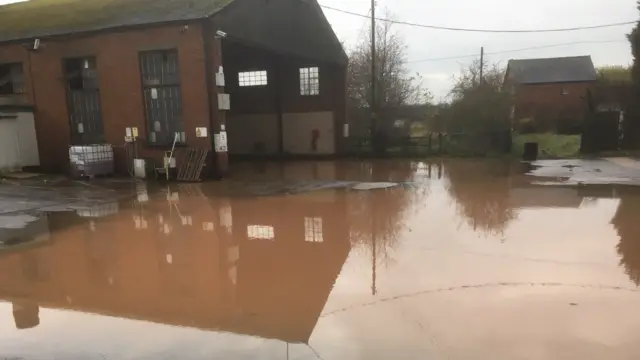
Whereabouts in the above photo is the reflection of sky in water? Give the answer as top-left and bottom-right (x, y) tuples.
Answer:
(0, 304), (312, 360)
(0, 214), (39, 229)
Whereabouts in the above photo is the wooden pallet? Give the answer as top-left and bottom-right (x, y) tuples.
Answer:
(177, 148), (209, 182)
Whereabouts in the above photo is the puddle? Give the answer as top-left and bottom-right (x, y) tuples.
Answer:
(0, 159), (639, 359)
(0, 214), (40, 229)
(351, 182), (398, 190)
(529, 158), (640, 185)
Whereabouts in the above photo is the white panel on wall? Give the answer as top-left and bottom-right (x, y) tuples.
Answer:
(282, 111), (335, 155)
(226, 114), (279, 155)
(0, 116), (20, 171)
(14, 112), (40, 167)
(0, 111), (39, 171)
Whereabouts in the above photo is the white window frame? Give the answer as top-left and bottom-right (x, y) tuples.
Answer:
(247, 225), (275, 240)
(238, 70), (268, 87)
(299, 67), (320, 96)
(304, 217), (324, 243)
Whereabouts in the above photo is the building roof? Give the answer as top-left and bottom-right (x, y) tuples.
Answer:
(213, 0), (347, 64)
(0, 0), (347, 64)
(506, 56), (597, 85)
(0, 0), (234, 43)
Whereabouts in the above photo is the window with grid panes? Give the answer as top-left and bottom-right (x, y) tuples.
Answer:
(139, 49), (185, 145)
(304, 217), (323, 243)
(247, 225), (275, 240)
(238, 70), (268, 87)
(300, 67), (319, 96)
(0, 63), (25, 95)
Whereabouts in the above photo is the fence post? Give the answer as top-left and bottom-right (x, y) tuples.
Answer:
(438, 133), (443, 154)
(428, 133), (432, 153)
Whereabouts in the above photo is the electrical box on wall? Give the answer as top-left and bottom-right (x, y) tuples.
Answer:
(125, 127), (139, 142)
(196, 127), (208, 138)
(218, 93), (230, 110)
(215, 66), (225, 87)
(214, 131), (228, 153)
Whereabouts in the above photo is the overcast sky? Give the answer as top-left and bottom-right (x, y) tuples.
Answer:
(320, 0), (637, 100)
(0, 0), (636, 99)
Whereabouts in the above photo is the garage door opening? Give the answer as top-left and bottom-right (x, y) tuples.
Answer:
(222, 41), (342, 160)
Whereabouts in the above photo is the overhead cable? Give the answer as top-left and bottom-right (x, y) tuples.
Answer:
(320, 4), (636, 33)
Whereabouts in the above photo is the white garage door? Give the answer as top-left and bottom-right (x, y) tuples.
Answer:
(0, 111), (40, 171)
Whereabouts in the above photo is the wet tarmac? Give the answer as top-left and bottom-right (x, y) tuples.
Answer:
(529, 157), (640, 185)
(1, 159), (640, 359)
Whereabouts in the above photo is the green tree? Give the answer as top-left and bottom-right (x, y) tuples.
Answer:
(629, 2), (640, 91)
(596, 65), (632, 84)
(626, 2), (640, 147)
(440, 60), (513, 154)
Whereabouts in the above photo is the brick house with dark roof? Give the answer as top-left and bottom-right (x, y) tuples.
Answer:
(0, 0), (348, 175)
(504, 55), (597, 132)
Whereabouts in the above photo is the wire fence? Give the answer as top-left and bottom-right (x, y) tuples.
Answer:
(345, 132), (513, 157)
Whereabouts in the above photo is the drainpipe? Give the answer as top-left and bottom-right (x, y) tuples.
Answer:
(202, 19), (229, 178)
(274, 57), (284, 156)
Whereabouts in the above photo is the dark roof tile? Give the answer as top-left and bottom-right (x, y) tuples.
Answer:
(0, 0), (234, 43)
(506, 55), (597, 84)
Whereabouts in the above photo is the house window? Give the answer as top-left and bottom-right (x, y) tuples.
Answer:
(304, 217), (323, 243)
(300, 67), (319, 95)
(561, 87), (569, 95)
(63, 57), (105, 145)
(64, 57), (98, 90)
(139, 49), (185, 145)
(0, 63), (25, 95)
(238, 70), (268, 87)
(247, 225), (274, 240)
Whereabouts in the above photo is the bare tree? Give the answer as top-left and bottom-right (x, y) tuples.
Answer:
(347, 14), (430, 138)
(449, 59), (506, 101)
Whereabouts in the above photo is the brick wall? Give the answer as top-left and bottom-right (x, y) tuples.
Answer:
(514, 82), (594, 126)
(0, 23), (211, 173)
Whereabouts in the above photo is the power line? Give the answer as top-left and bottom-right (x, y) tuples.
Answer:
(320, 4), (637, 33)
(406, 40), (628, 63)
(355, 7), (372, 41)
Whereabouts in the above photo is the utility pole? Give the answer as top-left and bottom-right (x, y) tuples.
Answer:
(370, 0), (377, 146)
(479, 46), (484, 86)
(370, 0), (378, 296)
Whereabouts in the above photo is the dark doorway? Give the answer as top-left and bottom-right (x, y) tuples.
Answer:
(582, 111), (621, 153)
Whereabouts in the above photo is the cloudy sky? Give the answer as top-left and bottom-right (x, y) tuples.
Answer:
(0, 0), (636, 99)
(319, 0), (637, 99)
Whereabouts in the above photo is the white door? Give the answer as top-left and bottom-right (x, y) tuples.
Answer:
(0, 111), (39, 171)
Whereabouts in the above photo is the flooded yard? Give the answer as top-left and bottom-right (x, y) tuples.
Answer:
(1, 159), (640, 359)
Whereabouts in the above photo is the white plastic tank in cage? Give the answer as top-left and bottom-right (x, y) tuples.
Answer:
(69, 144), (114, 178)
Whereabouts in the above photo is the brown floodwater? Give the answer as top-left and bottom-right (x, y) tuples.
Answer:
(1, 159), (640, 359)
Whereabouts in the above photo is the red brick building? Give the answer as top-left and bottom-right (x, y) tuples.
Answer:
(0, 0), (347, 175)
(504, 56), (597, 132)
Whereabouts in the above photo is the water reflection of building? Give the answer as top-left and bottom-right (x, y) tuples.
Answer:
(0, 184), (351, 343)
(508, 186), (583, 209)
(610, 188), (640, 285)
(230, 191), (350, 342)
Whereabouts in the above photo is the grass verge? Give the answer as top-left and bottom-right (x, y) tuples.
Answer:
(512, 133), (581, 159)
